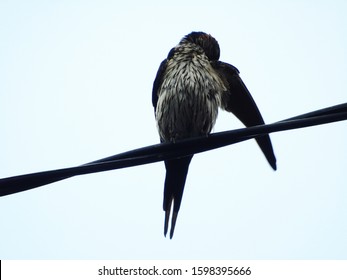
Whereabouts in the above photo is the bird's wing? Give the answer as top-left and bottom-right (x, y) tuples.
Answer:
(152, 59), (168, 111)
(212, 61), (277, 170)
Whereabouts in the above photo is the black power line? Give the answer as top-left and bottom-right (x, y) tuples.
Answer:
(1, 102), (346, 197)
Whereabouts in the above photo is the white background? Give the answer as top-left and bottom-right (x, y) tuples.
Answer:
(1, 0), (346, 259)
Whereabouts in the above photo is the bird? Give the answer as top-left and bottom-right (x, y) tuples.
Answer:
(152, 31), (276, 239)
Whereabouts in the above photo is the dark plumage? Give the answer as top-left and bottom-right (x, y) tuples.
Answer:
(152, 32), (276, 238)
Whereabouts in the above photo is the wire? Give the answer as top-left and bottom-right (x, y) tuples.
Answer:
(1, 102), (347, 197)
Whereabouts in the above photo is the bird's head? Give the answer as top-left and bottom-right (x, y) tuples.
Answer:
(182, 31), (220, 61)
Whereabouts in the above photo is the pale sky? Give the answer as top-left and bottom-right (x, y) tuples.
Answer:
(1, 0), (347, 259)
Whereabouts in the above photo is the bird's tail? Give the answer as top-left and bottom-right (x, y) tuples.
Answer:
(163, 155), (193, 239)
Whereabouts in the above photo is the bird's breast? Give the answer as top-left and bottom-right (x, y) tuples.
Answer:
(156, 54), (225, 142)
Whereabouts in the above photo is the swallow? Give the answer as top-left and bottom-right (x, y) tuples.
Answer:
(152, 32), (276, 238)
